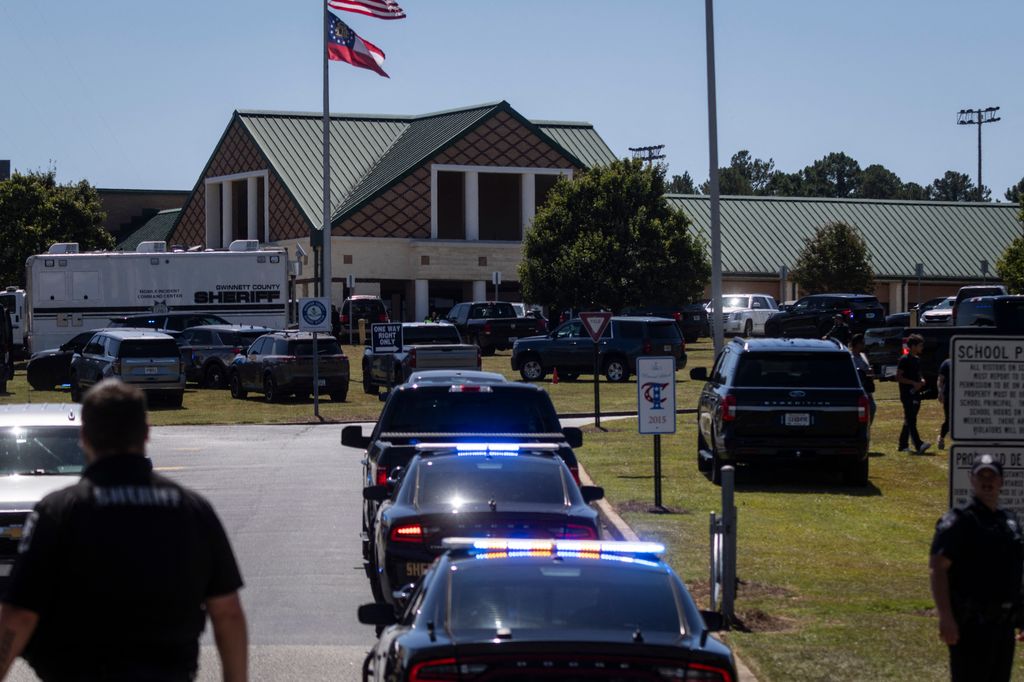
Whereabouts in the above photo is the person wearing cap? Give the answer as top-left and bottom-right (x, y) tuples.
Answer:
(822, 312), (852, 346)
(930, 454), (1024, 681)
(0, 379), (249, 681)
(897, 333), (930, 454)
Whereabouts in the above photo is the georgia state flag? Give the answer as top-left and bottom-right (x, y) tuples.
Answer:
(327, 12), (389, 78)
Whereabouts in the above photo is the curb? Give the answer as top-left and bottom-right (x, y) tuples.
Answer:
(578, 463), (759, 682)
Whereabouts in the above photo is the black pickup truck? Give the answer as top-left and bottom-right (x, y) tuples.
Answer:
(444, 301), (548, 355)
(340, 380), (583, 563)
(865, 295), (1024, 397)
(361, 323), (479, 394)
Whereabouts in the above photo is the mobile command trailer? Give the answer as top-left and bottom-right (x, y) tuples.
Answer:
(25, 241), (291, 354)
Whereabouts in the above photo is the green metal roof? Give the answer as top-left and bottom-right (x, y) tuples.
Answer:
(117, 209), (181, 251)
(236, 101), (616, 229)
(667, 195), (1022, 280)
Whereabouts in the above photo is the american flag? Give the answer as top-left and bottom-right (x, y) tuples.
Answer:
(327, 0), (406, 20)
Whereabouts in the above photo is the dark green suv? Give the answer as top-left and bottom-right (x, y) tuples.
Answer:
(228, 331), (349, 402)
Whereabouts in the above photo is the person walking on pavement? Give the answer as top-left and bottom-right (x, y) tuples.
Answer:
(849, 333), (876, 424)
(0, 379), (248, 681)
(937, 357), (952, 450)
(930, 454), (1024, 681)
(897, 333), (930, 454)
(822, 312), (852, 346)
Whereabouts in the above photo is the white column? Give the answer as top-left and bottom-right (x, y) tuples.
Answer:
(205, 183), (222, 248)
(465, 170), (479, 241)
(415, 279), (429, 321)
(221, 181), (234, 248)
(247, 176), (259, 242)
(521, 173), (535, 239)
(888, 281), (902, 313)
(472, 280), (487, 301)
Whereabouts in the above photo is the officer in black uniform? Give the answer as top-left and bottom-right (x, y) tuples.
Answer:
(822, 313), (852, 346)
(930, 454), (1024, 682)
(0, 379), (248, 681)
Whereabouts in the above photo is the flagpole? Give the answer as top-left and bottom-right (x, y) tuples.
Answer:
(321, 1), (333, 304)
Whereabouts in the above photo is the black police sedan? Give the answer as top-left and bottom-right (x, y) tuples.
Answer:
(364, 444), (603, 605)
(358, 538), (737, 682)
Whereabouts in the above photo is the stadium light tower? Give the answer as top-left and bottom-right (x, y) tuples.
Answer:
(957, 107), (1000, 201)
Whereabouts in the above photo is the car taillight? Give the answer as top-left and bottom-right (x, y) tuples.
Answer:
(643, 339), (653, 353)
(377, 313), (388, 322)
(901, 337), (909, 355)
(656, 662), (734, 681)
(569, 465), (580, 485)
(858, 395), (870, 424)
(375, 467), (389, 486)
(390, 523), (426, 543)
(231, 346), (243, 355)
(483, 322), (493, 335)
(409, 348), (417, 368)
(673, 311), (682, 321)
(841, 308), (852, 318)
(410, 658), (460, 681)
(340, 314), (349, 325)
(560, 524), (598, 540)
(721, 395), (737, 422)
(111, 360), (121, 375)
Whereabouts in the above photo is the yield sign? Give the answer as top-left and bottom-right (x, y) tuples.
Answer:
(579, 311), (612, 342)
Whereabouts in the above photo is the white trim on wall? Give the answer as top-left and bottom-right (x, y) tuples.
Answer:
(204, 170), (271, 246)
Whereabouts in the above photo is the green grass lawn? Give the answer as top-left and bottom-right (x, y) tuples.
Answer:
(0, 340), (987, 679)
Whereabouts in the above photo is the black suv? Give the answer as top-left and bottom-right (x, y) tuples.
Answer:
(228, 331), (349, 402)
(620, 303), (707, 343)
(690, 338), (871, 485)
(763, 294), (884, 338)
(176, 325), (275, 388)
(511, 316), (686, 382)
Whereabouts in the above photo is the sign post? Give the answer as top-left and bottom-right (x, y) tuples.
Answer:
(579, 312), (612, 429)
(298, 297), (331, 419)
(492, 271), (501, 301)
(638, 357), (676, 509)
(346, 274), (356, 346)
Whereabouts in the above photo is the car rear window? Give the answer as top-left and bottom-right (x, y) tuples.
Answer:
(956, 298), (996, 326)
(288, 338), (342, 356)
(734, 352), (859, 388)
(723, 296), (751, 309)
(118, 339), (180, 358)
(0, 426), (86, 475)
(847, 297), (880, 308)
(414, 457), (565, 505)
(469, 303), (516, 319)
(403, 326), (461, 344)
(350, 300), (385, 318)
(383, 390), (562, 433)
(646, 322), (682, 341)
(448, 563), (682, 633)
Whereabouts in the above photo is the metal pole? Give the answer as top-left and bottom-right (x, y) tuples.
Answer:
(321, 3), (333, 306)
(593, 342), (601, 429)
(976, 115), (983, 201)
(653, 434), (662, 508)
(721, 465), (736, 624)
(709, 511), (718, 610)
(705, 0), (723, 357)
(312, 331), (320, 418)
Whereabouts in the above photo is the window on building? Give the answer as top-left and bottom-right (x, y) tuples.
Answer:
(437, 171), (465, 239)
(479, 173), (521, 241)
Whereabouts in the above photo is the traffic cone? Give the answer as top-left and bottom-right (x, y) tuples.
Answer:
(552, 367), (559, 384)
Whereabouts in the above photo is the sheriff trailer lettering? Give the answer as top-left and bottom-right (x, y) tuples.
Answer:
(195, 284), (281, 305)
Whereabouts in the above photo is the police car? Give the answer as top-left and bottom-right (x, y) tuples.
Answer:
(364, 443), (603, 605)
(358, 538), (737, 681)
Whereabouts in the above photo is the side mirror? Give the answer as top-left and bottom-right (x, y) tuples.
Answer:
(357, 602), (398, 627)
(689, 367), (708, 381)
(700, 610), (726, 632)
(341, 425), (370, 449)
(362, 485), (390, 502)
(392, 583), (417, 612)
(562, 427), (583, 449)
(580, 485), (604, 503)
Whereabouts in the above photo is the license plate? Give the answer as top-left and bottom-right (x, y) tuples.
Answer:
(785, 413), (810, 427)
(663, 345), (672, 352)
(145, 367), (158, 375)
(317, 379), (326, 387)
(404, 562), (431, 578)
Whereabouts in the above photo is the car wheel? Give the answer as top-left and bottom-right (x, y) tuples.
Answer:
(331, 386), (348, 402)
(229, 372), (247, 400)
(0, 379), (6, 394)
(166, 391), (184, 408)
(843, 457), (869, 487)
(743, 319), (753, 337)
(480, 343), (496, 357)
(69, 375), (82, 403)
(203, 363), (226, 389)
(710, 445), (724, 485)
(519, 356), (545, 382)
(604, 357), (629, 383)
(263, 375), (279, 403)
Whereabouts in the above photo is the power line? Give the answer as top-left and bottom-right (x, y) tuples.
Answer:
(956, 107), (1000, 201)
(628, 144), (666, 167)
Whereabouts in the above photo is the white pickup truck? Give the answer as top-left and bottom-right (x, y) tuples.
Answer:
(709, 293), (779, 336)
(361, 323), (480, 394)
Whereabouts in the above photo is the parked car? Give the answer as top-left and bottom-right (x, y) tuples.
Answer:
(511, 316), (686, 383)
(918, 296), (956, 325)
(228, 331), (349, 402)
(339, 295), (389, 339)
(107, 312), (230, 337)
(358, 539), (736, 681)
(951, 284), (1008, 323)
(69, 330), (185, 406)
(364, 445), (603, 604)
(0, 404), (88, 588)
(763, 293), (885, 338)
(620, 303), (708, 343)
(707, 293), (779, 336)
(25, 329), (104, 391)
(444, 301), (547, 355)
(690, 337), (871, 485)
(176, 325), (275, 388)
(361, 322), (479, 394)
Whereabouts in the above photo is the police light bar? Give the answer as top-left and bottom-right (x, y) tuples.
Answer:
(414, 443), (560, 455)
(448, 384), (493, 393)
(442, 537), (666, 557)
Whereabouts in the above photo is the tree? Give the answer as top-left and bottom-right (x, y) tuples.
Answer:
(996, 235), (1024, 295)
(762, 170), (805, 197)
(0, 171), (112, 287)
(790, 221), (875, 294)
(1005, 177), (1024, 203)
(857, 164), (903, 199)
(519, 158), (710, 313)
(926, 171), (989, 202)
(699, 150), (776, 195)
(802, 152), (862, 198)
(666, 171), (697, 194)
(900, 182), (928, 200)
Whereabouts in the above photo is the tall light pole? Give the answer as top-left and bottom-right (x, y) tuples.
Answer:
(957, 107), (1000, 201)
(705, 0), (723, 357)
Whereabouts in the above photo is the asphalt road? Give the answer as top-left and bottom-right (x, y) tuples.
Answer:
(10, 423), (378, 682)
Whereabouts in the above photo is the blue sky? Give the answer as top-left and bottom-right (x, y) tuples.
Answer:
(2, 0), (1021, 200)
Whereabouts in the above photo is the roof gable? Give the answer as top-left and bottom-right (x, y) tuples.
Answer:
(117, 209), (181, 251)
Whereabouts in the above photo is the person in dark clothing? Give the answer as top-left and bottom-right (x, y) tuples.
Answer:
(822, 313), (852, 346)
(937, 357), (952, 450)
(897, 333), (930, 454)
(930, 454), (1024, 682)
(0, 380), (248, 681)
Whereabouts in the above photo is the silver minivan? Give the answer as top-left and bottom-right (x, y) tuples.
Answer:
(69, 330), (185, 406)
